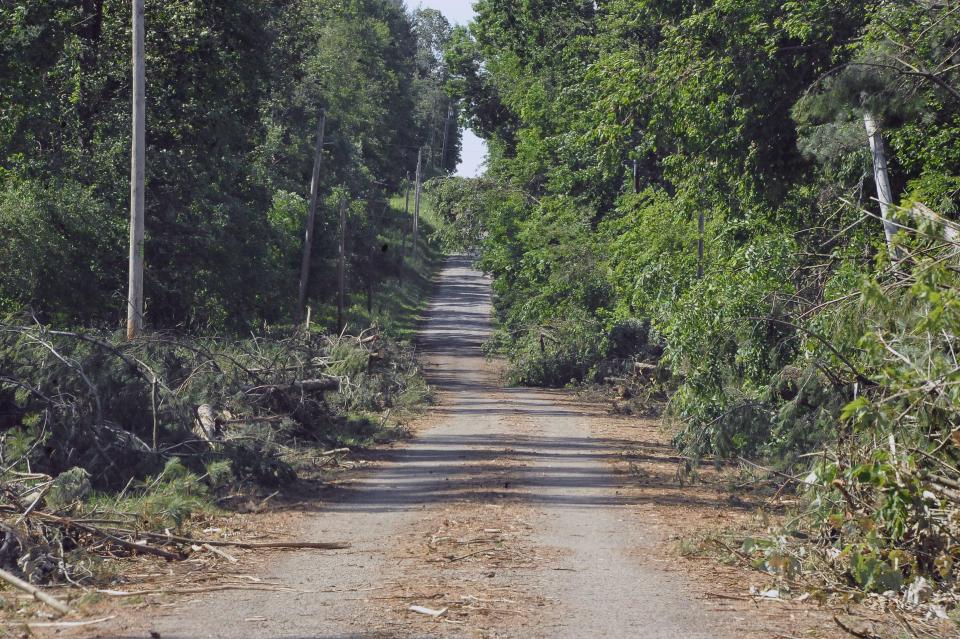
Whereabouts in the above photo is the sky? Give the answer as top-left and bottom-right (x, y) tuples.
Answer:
(410, 1), (487, 178)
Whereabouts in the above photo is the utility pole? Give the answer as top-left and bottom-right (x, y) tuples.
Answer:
(440, 105), (453, 171)
(428, 108), (438, 167)
(126, 0), (146, 341)
(296, 111), (326, 322)
(412, 148), (423, 258)
(337, 198), (347, 333)
(397, 173), (411, 284)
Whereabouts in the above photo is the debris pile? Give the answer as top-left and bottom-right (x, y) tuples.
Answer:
(0, 320), (420, 597)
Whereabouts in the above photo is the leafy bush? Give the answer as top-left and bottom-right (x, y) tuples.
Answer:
(495, 310), (607, 387)
(0, 178), (122, 324)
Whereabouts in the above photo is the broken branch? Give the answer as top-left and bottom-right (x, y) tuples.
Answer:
(0, 567), (72, 616)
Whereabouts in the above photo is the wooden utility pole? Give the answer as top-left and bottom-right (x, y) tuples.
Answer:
(296, 111), (326, 322)
(440, 105), (453, 171)
(428, 108), (438, 166)
(126, 0), (146, 341)
(863, 111), (899, 257)
(337, 198), (347, 333)
(412, 148), (423, 258)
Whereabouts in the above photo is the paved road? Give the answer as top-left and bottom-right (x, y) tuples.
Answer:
(130, 256), (734, 638)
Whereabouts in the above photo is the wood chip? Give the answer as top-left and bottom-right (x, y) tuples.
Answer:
(409, 605), (448, 617)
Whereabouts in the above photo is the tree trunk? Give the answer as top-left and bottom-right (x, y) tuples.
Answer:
(337, 198), (347, 333)
(412, 148), (423, 258)
(863, 111), (900, 257)
(400, 173), (411, 266)
(696, 209), (705, 279)
(126, 0), (146, 341)
(296, 112), (326, 322)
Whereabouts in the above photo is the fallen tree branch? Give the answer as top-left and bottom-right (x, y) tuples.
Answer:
(8, 508), (349, 565)
(0, 567), (72, 616)
(447, 547), (499, 563)
(96, 584), (299, 597)
(102, 528), (350, 551)
(201, 542), (238, 563)
(244, 378), (340, 394)
(195, 539), (351, 551)
(7, 510), (185, 560)
(0, 616), (115, 629)
(319, 447), (351, 456)
(70, 522), (184, 561)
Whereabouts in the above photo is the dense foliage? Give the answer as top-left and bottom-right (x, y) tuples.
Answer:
(0, 0), (461, 330)
(444, 0), (960, 594)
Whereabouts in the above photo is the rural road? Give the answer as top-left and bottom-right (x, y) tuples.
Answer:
(126, 256), (748, 638)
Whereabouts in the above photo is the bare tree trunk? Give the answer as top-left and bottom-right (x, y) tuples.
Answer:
(412, 148), (423, 259)
(126, 0), (145, 341)
(911, 202), (960, 243)
(337, 198), (347, 333)
(401, 173), (411, 259)
(696, 209), (705, 279)
(398, 174), (410, 284)
(296, 112), (326, 322)
(863, 111), (900, 257)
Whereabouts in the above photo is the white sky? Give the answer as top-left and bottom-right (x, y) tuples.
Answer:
(412, 0), (476, 27)
(409, 1), (487, 178)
